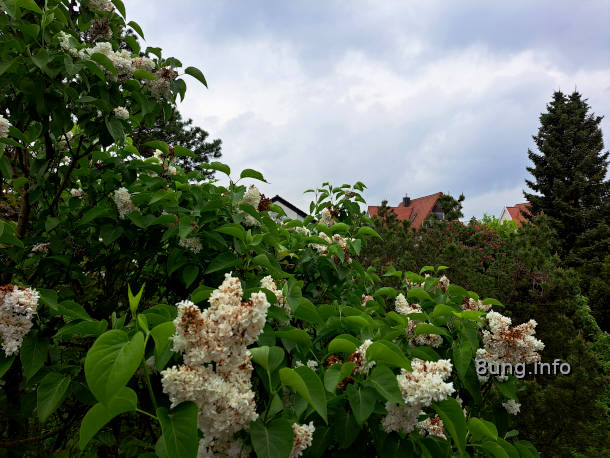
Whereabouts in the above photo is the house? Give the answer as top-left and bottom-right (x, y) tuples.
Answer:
(271, 195), (308, 221)
(367, 192), (446, 228)
(499, 203), (531, 227)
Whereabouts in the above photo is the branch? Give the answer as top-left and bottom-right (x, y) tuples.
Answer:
(50, 141), (93, 214)
(0, 431), (56, 448)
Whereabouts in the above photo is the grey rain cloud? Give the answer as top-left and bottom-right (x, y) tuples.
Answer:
(129, 0), (610, 220)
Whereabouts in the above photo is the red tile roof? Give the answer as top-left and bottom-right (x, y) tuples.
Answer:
(506, 203), (531, 226)
(368, 192), (443, 228)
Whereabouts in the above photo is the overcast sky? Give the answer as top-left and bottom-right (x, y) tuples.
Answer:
(129, 0), (610, 220)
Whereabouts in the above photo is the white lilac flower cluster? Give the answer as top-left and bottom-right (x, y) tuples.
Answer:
(238, 185), (262, 226)
(88, 0), (114, 12)
(438, 274), (450, 292)
(112, 187), (138, 219)
(70, 188), (85, 198)
(461, 297), (492, 312)
(394, 294), (443, 348)
(260, 276), (291, 318)
(290, 421), (315, 458)
(319, 207), (335, 226)
(81, 42), (134, 81)
(0, 285), (39, 356)
(361, 294), (374, 306)
(294, 360), (318, 371)
(349, 339), (376, 375)
(151, 149), (179, 176)
(179, 237), (202, 255)
(416, 415), (446, 439)
(382, 359), (454, 434)
(502, 399), (521, 415)
(476, 311), (544, 383)
(161, 274), (270, 456)
(56, 29), (175, 100)
(112, 106), (129, 120)
(308, 232), (353, 264)
(294, 226), (311, 237)
(31, 243), (50, 255)
(0, 115), (10, 138)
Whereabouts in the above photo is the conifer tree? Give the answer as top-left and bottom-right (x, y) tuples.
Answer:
(524, 90), (610, 329)
(524, 91), (610, 256)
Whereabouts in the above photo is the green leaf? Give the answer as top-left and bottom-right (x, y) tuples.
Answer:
(329, 222), (350, 233)
(419, 265), (435, 274)
(365, 340), (411, 370)
(90, 52), (117, 76)
(480, 441), (510, 458)
(280, 366), (327, 423)
(54, 320), (108, 338)
(239, 168), (267, 182)
(0, 354), (15, 378)
(204, 252), (238, 274)
(0, 58), (17, 76)
(79, 206), (110, 225)
(100, 225), (123, 245)
(215, 223), (246, 241)
(105, 117), (124, 143)
(37, 372), (71, 423)
(79, 387), (137, 450)
(275, 328), (312, 349)
(200, 161), (230, 176)
(414, 323), (450, 339)
(191, 285), (214, 303)
(453, 340), (473, 381)
(367, 365), (403, 404)
(250, 346), (284, 373)
(144, 140), (169, 155)
(468, 417), (498, 442)
(181, 265), (199, 288)
(18, 0), (43, 14)
(133, 69), (156, 80)
(407, 288), (433, 303)
(250, 417), (293, 458)
(173, 145), (195, 157)
(335, 407), (360, 449)
(328, 336), (357, 355)
(128, 284), (145, 316)
(356, 226), (382, 239)
(111, 0), (125, 17)
(56, 300), (94, 321)
(84, 330), (145, 404)
(373, 287), (398, 299)
(432, 398), (467, 456)
(346, 385), (377, 425)
(184, 66), (208, 87)
(482, 297), (504, 308)
(128, 20), (145, 39)
(0, 156), (12, 179)
(512, 440), (540, 458)
(20, 333), (49, 380)
(157, 402), (199, 458)
(292, 297), (322, 324)
(324, 362), (355, 392)
(151, 321), (176, 364)
(494, 378), (517, 400)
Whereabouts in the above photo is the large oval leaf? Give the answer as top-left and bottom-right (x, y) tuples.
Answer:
(250, 417), (293, 458)
(280, 366), (327, 423)
(84, 330), (145, 404)
(37, 372), (71, 423)
(157, 402), (199, 458)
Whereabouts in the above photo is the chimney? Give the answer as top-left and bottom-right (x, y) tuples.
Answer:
(402, 195), (411, 207)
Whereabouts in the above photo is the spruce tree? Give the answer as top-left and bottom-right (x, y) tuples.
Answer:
(524, 91), (610, 257)
(524, 90), (610, 329)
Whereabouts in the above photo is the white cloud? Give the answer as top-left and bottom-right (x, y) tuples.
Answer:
(127, 1), (610, 221)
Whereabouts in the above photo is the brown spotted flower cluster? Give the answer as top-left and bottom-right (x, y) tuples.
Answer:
(161, 273), (270, 457)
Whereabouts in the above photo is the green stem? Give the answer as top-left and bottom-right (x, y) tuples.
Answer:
(136, 408), (158, 421)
